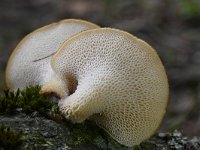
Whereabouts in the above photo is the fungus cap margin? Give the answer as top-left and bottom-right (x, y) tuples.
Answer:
(5, 19), (100, 90)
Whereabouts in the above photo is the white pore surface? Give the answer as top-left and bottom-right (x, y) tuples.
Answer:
(52, 28), (169, 146)
(6, 20), (99, 90)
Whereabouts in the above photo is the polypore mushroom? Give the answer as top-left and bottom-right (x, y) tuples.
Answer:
(41, 28), (169, 146)
(5, 19), (99, 91)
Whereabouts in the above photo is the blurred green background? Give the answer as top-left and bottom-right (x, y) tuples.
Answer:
(0, 0), (200, 137)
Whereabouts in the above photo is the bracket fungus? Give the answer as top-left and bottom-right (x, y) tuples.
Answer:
(5, 19), (99, 91)
(41, 28), (169, 146)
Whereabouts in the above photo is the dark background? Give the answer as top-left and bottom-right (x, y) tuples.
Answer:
(0, 0), (200, 137)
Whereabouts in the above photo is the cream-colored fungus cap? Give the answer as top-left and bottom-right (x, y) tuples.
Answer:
(5, 19), (99, 91)
(43, 28), (169, 146)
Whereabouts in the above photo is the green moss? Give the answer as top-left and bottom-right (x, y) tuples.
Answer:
(66, 120), (128, 149)
(0, 86), (59, 116)
(66, 120), (104, 147)
(0, 124), (24, 150)
(1, 86), (199, 149)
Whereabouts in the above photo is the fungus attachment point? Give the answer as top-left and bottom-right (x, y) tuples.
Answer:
(40, 73), (78, 98)
(40, 74), (68, 98)
(5, 19), (99, 91)
(43, 28), (169, 147)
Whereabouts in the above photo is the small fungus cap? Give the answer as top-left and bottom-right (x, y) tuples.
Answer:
(47, 28), (169, 146)
(5, 19), (99, 91)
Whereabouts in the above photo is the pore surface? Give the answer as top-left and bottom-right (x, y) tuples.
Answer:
(50, 28), (169, 146)
(6, 19), (99, 90)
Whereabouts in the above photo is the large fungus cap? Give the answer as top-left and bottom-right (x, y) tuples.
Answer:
(42, 28), (169, 146)
(5, 19), (99, 91)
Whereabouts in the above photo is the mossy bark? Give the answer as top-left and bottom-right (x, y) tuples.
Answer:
(0, 87), (199, 150)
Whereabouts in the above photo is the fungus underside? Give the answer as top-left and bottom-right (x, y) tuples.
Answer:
(32, 52), (56, 62)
